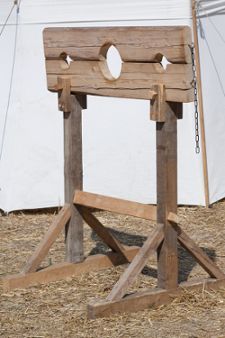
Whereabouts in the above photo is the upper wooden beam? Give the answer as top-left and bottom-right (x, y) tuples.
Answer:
(74, 190), (157, 221)
(43, 26), (192, 64)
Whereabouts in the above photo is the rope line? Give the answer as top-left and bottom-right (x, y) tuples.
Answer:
(0, 1), (16, 38)
(197, 5), (225, 98)
(0, 3), (19, 164)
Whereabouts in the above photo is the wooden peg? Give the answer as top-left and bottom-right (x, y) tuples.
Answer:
(57, 77), (71, 113)
(150, 84), (167, 122)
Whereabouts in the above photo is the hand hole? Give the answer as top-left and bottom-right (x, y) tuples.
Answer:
(59, 52), (73, 70)
(160, 56), (172, 70)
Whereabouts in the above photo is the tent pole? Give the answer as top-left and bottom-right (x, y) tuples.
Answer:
(192, 0), (210, 207)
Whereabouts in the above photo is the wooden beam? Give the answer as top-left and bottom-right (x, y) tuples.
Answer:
(23, 204), (71, 274)
(167, 212), (178, 224)
(106, 224), (164, 301)
(150, 84), (166, 122)
(88, 277), (225, 319)
(2, 246), (139, 291)
(43, 26), (192, 63)
(192, 0), (210, 207)
(156, 103), (181, 289)
(77, 206), (131, 261)
(64, 95), (84, 263)
(74, 190), (157, 221)
(46, 61), (193, 103)
(176, 224), (225, 279)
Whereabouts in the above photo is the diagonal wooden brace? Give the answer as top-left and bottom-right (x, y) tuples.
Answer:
(23, 204), (71, 273)
(106, 224), (164, 301)
(77, 206), (131, 262)
(175, 224), (225, 279)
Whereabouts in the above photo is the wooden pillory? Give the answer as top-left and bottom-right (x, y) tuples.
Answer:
(3, 26), (225, 318)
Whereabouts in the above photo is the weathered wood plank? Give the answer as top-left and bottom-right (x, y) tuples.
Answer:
(64, 95), (84, 263)
(2, 246), (139, 291)
(77, 206), (131, 262)
(157, 103), (181, 289)
(23, 204), (71, 274)
(46, 61), (193, 103)
(74, 190), (157, 221)
(43, 26), (192, 63)
(88, 278), (225, 318)
(150, 84), (167, 122)
(176, 224), (225, 279)
(59, 85), (194, 103)
(107, 224), (164, 301)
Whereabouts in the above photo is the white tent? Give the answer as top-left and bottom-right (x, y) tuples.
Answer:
(0, 0), (225, 212)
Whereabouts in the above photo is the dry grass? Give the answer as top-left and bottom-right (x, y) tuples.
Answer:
(1, 201), (225, 337)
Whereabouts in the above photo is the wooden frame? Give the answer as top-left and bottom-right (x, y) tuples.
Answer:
(3, 26), (225, 318)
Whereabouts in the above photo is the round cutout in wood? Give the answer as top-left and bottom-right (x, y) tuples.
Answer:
(59, 52), (73, 70)
(99, 44), (123, 81)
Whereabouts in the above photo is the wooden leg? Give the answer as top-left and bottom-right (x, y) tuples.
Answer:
(23, 204), (71, 273)
(106, 224), (164, 301)
(64, 94), (84, 263)
(157, 103), (181, 289)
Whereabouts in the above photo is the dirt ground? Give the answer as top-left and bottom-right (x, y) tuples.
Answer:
(1, 202), (225, 338)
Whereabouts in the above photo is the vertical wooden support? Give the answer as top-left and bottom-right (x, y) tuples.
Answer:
(192, 0), (210, 207)
(156, 102), (180, 289)
(64, 94), (84, 263)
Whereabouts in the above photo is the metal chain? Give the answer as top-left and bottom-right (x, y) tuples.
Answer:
(191, 43), (200, 154)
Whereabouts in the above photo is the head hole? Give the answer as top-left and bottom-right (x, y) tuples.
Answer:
(99, 44), (123, 80)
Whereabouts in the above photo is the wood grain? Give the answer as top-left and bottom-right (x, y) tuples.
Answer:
(176, 224), (225, 279)
(46, 61), (193, 102)
(88, 278), (225, 318)
(106, 224), (164, 301)
(77, 206), (131, 262)
(64, 95), (84, 263)
(157, 103), (181, 289)
(43, 26), (192, 63)
(23, 204), (71, 273)
(74, 190), (157, 221)
(2, 246), (139, 291)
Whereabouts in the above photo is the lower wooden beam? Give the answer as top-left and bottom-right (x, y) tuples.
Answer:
(88, 277), (225, 319)
(2, 246), (139, 291)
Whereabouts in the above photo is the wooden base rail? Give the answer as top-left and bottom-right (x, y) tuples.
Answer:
(88, 278), (225, 319)
(3, 246), (139, 291)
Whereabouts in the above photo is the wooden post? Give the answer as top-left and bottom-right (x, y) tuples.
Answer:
(156, 102), (180, 289)
(64, 94), (84, 263)
(192, 0), (210, 207)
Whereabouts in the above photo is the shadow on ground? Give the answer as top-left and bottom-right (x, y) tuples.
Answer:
(89, 227), (216, 283)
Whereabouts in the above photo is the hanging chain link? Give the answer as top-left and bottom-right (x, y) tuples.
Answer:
(190, 43), (200, 154)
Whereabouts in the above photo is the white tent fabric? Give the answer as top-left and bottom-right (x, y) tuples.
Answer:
(0, 0), (225, 211)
